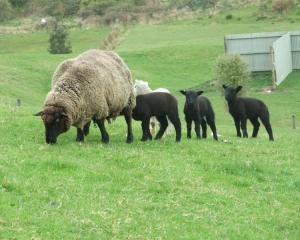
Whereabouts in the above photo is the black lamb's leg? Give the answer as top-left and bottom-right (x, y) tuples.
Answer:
(186, 118), (192, 139)
(194, 119), (201, 140)
(141, 118), (151, 141)
(124, 109), (134, 143)
(234, 117), (241, 137)
(206, 116), (218, 141)
(95, 119), (109, 144)
(155, 115), (168, 140)
(241, 117), (248, 138)
(250, 118), (260, 138)
(76, 128), (85, 142)
(168, 113), (181, 142)
(261, 118), (274, 141)
(201, 119), (207, 138)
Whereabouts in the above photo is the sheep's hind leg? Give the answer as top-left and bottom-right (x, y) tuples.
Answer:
(241, 118), (248, 138)
(95, 119), (109, 144)
(168, 114), (181, 142)
(83, 121), (91, 136)
(76, 128), (85, 142)
(260, 117), (274, 141)
(124, 109), (134, 143)
(155, 115), (168, 140)
(250, 118), (260, 138)
(141, 118), (151, 141)
(201, 119), (207, 138)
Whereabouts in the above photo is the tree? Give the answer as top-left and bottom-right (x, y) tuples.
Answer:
(0, 0), (13, 21)
(215, 54), (250, 90)
(48, 21), (72, 54)
(272, 0), (295, 14)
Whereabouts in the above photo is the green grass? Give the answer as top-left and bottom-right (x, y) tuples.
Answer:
(0, 7), (300, 239)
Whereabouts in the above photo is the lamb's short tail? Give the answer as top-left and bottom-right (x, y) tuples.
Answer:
(259, 102), (274, 141)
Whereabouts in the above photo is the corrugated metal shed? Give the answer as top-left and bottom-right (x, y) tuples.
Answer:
(291, 31), (300, 69)
(224, 30), (300, 72)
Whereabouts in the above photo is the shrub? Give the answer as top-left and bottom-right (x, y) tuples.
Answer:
(48, 21), (72, 54)
(8, 0), (28, 7)
(272, 0), (295, 14)
(215, 54), (250, 89)
(0, 0), (13, 21)
(225, 14), (233, 20)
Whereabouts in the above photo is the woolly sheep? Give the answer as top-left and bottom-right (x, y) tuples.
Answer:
(223, 85), (274, 141)
(35, 49), (135, 144)
(134, 79), (171, 136)
(132, 92), (181, 142)
(180, 90), (218, 140)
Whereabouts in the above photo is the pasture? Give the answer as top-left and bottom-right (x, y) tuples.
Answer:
(0, 8), (300, 239)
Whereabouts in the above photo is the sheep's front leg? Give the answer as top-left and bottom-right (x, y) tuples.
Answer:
(186, 117), (192, 139)
(141, 118), (151, 141)
(194, 120), (201, 140)
(95, 119), (109, 144)
(241, 118), (248, 138)
(124, 110), (134, 143)
(234, 117), (241, 137)
(76, 128), (85, 142)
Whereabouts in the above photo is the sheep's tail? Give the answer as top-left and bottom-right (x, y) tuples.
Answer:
(260, 102), (270, 122)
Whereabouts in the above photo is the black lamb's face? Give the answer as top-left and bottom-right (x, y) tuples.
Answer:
(223, 85), (242, 102)
(180, 90), (203, 107)
(34, 106), (70, 144)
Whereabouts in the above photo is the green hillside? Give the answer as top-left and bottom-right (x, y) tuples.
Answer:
(0, 7), (299, 239)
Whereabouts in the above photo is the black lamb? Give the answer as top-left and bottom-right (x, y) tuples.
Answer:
(223, 85), (274, 141)
(132, 92), (181, 142)
(180, 90), (218, 140)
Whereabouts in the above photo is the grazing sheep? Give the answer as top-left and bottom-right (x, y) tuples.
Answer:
(222, 85), (274, 141)
(35, 49), (135, 144)
(180, 90), (218, 140)
(134, 79), (171, 136)
(132, 92), (181, 142)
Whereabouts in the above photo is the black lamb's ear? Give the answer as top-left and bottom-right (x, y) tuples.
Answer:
(33, 111), (44, 116)
(236, 86), (242, 93)
(197, 91), (204, 96)
(180, 90), (186, 95)
(222, 84), (227, 89)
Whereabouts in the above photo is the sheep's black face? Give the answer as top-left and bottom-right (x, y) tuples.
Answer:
(35, 106), (70, 144)
(180, 90), (203, 107)
(223, 85), (242, 102)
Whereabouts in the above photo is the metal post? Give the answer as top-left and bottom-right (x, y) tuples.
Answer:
(17, 99), (21, 107)
(292, 115), (296, 129)
(270, 46), (276, 88)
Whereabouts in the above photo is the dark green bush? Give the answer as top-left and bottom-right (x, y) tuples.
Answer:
(48, 22), (72, 54)
(0, 0), (13, 21)
(215, 54), (250, 89)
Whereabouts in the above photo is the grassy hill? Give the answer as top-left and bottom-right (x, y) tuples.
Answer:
(0, 7), (299, 239)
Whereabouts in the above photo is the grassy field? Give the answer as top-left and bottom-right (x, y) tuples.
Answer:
(0, 8), (300, 239)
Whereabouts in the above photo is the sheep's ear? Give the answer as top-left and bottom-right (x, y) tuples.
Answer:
(34, 111), (44, 116)
(60, 111), (68, 117)
(236, 86), (242, 93)
(222, 84), (227, 89)
(197, 91), (204, 96)
(180, 90), (186, 95)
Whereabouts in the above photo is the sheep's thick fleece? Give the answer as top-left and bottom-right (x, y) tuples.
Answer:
(44, 49), (135, 129)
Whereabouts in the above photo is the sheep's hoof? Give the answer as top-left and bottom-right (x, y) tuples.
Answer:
(141, 138), (148, 142)
(101, 138), (109, 144)
(126, 135), (133, 143)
